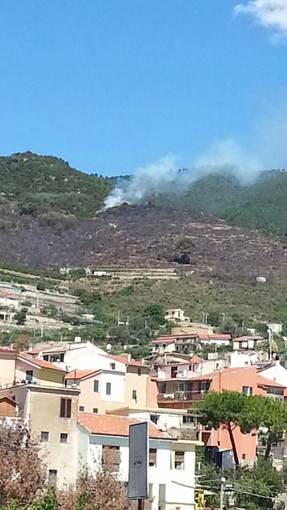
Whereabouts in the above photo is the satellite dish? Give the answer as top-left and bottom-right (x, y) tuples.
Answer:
(106, 344), (112, 351)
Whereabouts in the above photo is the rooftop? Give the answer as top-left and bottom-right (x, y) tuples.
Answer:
(257, 375), (286, 389)
(233, 335), (264, 342)
(78, 413), (170, 439)
(65, 369), (100, 380)
(107, 354), (148, 368)
(17, 353), (67, 372)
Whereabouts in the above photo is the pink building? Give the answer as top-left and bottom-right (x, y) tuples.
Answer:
(65, 356), (151, 414)
(0, 346), (17, 388)
(155, 365), (285, 466)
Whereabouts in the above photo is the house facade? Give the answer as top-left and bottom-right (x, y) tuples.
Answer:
(0, 384), (80, 487)
(16, 354), (66, 387)
(155, 365), (275, 466)
(0, 346), (17, 388)
(65, 356), (152, 414)
(78, 413), (202, 510)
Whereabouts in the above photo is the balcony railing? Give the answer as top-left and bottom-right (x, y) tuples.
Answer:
(157, 390), (206, 403)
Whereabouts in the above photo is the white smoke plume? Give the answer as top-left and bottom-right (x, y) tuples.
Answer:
(103, 104), (287, 211)
(103, 140), (262, 210)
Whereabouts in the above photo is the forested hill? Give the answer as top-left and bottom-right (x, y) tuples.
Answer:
(0, 151), (287, 240)
(155, 170), (287, 240)
(0, 151), (112, 218)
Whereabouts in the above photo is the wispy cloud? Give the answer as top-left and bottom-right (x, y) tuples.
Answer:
(234, 0), (287, 42)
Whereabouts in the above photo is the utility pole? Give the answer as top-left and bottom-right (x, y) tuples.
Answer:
(220, 477), (226, 510)
(268, 328), (273, 361)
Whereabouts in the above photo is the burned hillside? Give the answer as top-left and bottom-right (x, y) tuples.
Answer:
(0, 204), (287, 285)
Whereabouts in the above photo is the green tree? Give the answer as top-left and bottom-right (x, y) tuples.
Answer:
(14, 308), (27, 326)
(174, 236), (195, 264)
(235, 459), (284, 510)
(143, 304), (165, 326)
(36, 280), (46, 291)
(197, 391), (248, 468)
(242, 396), (287, 460)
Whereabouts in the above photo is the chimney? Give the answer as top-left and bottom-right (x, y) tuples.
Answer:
(74, 336), (82, 343)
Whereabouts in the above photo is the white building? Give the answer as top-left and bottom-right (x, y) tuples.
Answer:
(0, 289), (19, 310)
(165, 309), (190, 324)
(78, 413), (202, 510)
(30, 340), (119, 372)
(258, 360), (287, 387)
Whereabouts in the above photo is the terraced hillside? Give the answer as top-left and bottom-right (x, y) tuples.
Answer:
(0, 204), (287, 287)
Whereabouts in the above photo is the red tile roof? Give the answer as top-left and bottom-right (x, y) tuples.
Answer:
(257, 375), (286, 389)
(151, 336), (177, 345)
(107, 354), (148, 368)
(17, 354), (67, 372)
(0, 290), (18, 300)
(0, 346), (16, 352)
(65, 369), (100, 380)
(198, 334), (231, 340)
(233, 335), (263, 342)
(78, 413), (170, 439)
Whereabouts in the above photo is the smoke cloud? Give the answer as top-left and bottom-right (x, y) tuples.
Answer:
(103, 140), (262, 210)
(103, 105), (287, 210)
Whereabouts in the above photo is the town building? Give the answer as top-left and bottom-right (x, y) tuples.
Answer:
(232, 335), (264, 351)
(15, 354), (66, 387)
(78, 413), (202, 510)
(165, 308), (190, 324)
(0, 346), (17, 388)
(0, 289), (20, 310)
(0, 384), (80, 487)
(154, 365), (285, 467)
(65, 355), (152, 414)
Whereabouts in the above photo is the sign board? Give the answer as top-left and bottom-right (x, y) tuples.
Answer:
(128, 422), (148, 499)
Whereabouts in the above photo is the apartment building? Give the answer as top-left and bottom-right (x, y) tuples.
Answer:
(0, 384), (80, 486)
(155, 365), (285, 466)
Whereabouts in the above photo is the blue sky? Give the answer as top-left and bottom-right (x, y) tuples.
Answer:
(0, 0), (286, 176)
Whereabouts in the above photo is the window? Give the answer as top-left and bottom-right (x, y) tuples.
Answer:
(199, 381), (208, 392)
(174, 451), (185, 470)
(60, 433), (68, 444)
(242, 453), (246, 460)
(26, 370), (33, 383)
(106, 382), (111, 395)
(60, 398), (72, 418)
(93, 408), (98, 414)
(93, 380), (99, 392)
(132, 389), (137, 402)
(110, 363), (116, 370)
(149, 448), (157, 467)
(242, 386), (253, 396)
(48, 469), (57, 485)
(102, 446), (120, 471)
(79, 405), (85, 412)
(41, 431), (49, 442)
(183, 415), (194, 424)
(138, 368), (142, 376)
(160, 383), (166, 394)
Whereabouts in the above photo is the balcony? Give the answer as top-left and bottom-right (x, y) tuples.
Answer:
(157, 390), (206, 408)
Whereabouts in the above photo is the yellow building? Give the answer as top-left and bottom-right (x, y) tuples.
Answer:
(16, 354), (66, 387)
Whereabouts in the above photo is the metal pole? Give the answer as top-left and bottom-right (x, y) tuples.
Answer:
(220, 477), (226, 510)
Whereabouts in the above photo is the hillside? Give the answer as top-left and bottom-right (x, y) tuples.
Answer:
(0, 151), (112, 218)
(0, 201), (287, 285)
(156, 171), (287, 239)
